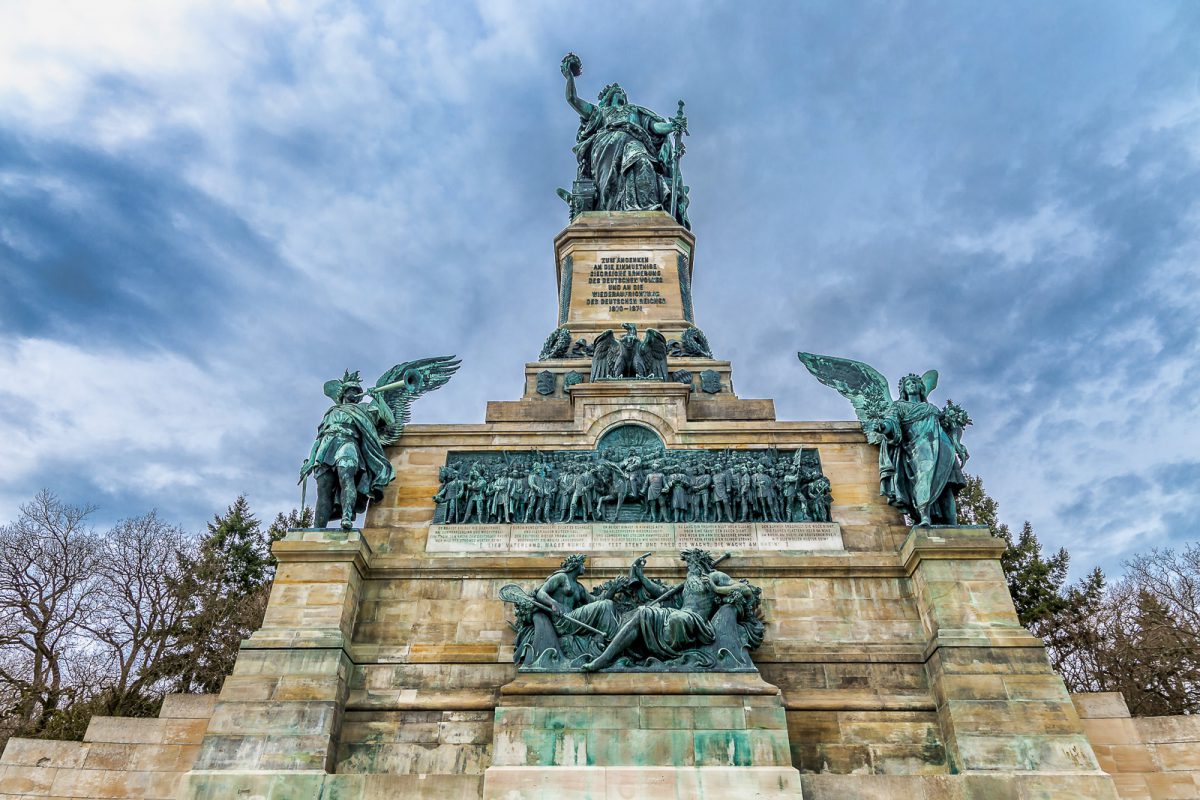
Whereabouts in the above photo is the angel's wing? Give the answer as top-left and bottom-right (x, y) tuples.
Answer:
(640, 329), (669, 380)
(322, 380), (342, 402)
(374, 355), (461, 445)
(797, 352), (893, 437)
(591, 330), (621, 380)
(921, 370), (939, 399)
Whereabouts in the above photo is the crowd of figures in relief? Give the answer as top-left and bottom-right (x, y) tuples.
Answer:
(432, 443), (833, 526)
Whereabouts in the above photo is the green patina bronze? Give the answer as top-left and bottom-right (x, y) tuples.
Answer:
(300, 356), (460, 529)
(538, 327), (593, 360)
(500, 550), (765, 673)
(797, 352), (972, 527)
(538, 326), (710, 362)
(591, 323), (669, 381)
(432, 430), (831, 526)
(668, 326), (712, 358)
(557, 53), (690, 228)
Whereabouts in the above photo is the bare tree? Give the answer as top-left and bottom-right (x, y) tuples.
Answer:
(85, 512), (195, 716)
(0, 493), (307, 747)
(1045, 548), (1200, 717)
(0, 491), (100, 740)
(1127, 544), (1200, 637)
(1119, 546), (1200, 715)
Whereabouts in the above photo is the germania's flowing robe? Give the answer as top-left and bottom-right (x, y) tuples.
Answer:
(574, 103), (673, 213)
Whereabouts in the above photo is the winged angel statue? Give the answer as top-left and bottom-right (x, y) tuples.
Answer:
(797, 353), (972, 527)
(590, 323), (669, 381)
(301, 356), (460, 529)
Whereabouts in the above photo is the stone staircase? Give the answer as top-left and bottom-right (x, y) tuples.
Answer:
(0, 695), (214, 800)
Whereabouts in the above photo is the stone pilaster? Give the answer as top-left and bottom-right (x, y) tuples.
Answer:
(179, 529), (370, 799)
(904, 526), (1120, 797)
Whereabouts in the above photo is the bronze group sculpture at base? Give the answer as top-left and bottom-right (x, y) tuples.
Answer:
(502, 550), (763, 673)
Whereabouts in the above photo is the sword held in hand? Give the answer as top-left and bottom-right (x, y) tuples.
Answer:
(668, 99), (688, 220)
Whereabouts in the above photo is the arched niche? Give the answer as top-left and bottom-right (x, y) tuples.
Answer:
(596, 423), (665, 453)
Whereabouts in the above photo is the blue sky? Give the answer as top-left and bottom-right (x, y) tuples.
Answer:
(1, 1), (1197, 577)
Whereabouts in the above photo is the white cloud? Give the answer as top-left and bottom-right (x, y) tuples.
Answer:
(0, 338), (265, 510)
(0, 2), (272, 130)
(1101, 89), (1200, 169)
(949, 202), (1104, 267)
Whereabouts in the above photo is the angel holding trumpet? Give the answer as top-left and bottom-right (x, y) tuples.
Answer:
(300, 357), (460, 529)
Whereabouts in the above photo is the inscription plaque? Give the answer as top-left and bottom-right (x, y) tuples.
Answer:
(510, 524), (591, 551)
(591, 523), (676, 551)
(584, 252), (666, 313)
(425, 523), (844, 553)
(676, 523), (755, 550)
(426, 525), (508, 553)
(755, 522), (843, 551)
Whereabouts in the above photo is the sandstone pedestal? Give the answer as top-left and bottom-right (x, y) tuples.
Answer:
(483, 672), (802, 799)
(554, 211), (696, 343)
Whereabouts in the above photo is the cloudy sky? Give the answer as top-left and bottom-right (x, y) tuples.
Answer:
(1, 1), (1197, 577)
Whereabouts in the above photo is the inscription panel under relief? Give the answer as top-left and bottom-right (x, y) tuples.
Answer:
(755, 522), (843, 550)
(426, 525), (508, 552)
(676, 523), (756, 551)
(423, 523), (844, 553)
(591, 523), (676, 551)
(510, 524), (592, 552)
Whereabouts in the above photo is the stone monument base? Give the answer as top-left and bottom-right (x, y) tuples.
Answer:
(483, 672), (802, 799)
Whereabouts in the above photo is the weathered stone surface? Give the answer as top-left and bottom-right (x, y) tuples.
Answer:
(484, 671), (798, 792)
(482, 765), (803, 799)
(554, 212), (696, 343)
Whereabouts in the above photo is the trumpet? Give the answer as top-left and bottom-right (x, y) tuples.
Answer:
(360, 378), (409, 396)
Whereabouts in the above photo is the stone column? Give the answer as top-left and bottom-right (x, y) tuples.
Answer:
(179, 529), (370, 800)
(904, 526), (1120, 798)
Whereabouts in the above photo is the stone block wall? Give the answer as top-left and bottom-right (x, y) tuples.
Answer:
(0, 694), (214, 800)
(1073, 692), (1200, 799)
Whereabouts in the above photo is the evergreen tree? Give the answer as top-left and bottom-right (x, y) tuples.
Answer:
(200, 495), (272, 595)
(157, 496), (273, 694)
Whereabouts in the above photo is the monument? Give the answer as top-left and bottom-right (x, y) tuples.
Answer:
(2, 53), (1152, 800)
